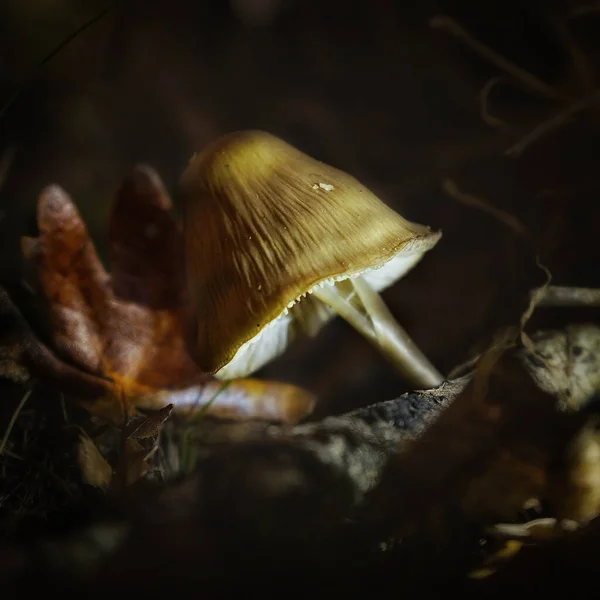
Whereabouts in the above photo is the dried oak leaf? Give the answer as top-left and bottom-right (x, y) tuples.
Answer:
(9, 166), (315, 426)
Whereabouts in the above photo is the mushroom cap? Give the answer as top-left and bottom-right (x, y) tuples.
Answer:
(181, 130), (441, 376)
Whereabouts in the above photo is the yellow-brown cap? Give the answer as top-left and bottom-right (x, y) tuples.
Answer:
(181, 130), (440, 377)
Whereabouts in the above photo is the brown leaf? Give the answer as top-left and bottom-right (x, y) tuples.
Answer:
(111, 438), (150, 493)
(124, 403), (173, 441)
(108, 165), (186, 309)
(28, 177), (200, 389)
(77, 431), (113, 490)
(4, 165), (315, 426)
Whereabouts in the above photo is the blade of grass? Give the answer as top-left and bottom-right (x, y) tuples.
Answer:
(0, 387), (33, 457)
(188, 380), (233, 425)
(179, 380), (233, 473)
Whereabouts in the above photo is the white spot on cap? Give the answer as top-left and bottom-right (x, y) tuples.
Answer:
(319, 183), (334, 191)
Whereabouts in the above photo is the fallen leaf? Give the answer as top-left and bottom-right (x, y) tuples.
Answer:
(124, 404), (173, 441)
(22, 174), (200, 389)
(77, 431), (113, 490)
(1, 165), (316, 426)
(111, 438), (150, 492)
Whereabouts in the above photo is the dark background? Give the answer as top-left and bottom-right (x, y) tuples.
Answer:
(1, 0), (599, 415)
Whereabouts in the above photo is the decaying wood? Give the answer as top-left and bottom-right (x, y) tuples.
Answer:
(164, 323), (600, 510)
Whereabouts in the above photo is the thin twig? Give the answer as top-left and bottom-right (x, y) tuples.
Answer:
(518, 261), (565, 405)
(533, 285), (600, 308)
(552, 17), (595, 93)
(0, 388), (33, 457)
(0, 147), (16, 193)
(479, 77), (514, 132)
(442, 179), (528, 236)
(506, 91), (600, 157)
(430, 15), (563, 101)
(0, 4), (117, 121)
(521, 259), (552, 335)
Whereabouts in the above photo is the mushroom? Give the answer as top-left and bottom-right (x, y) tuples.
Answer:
(180, 130), (444, 389)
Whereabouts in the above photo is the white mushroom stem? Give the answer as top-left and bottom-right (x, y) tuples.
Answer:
(312, 280), (444, 389)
